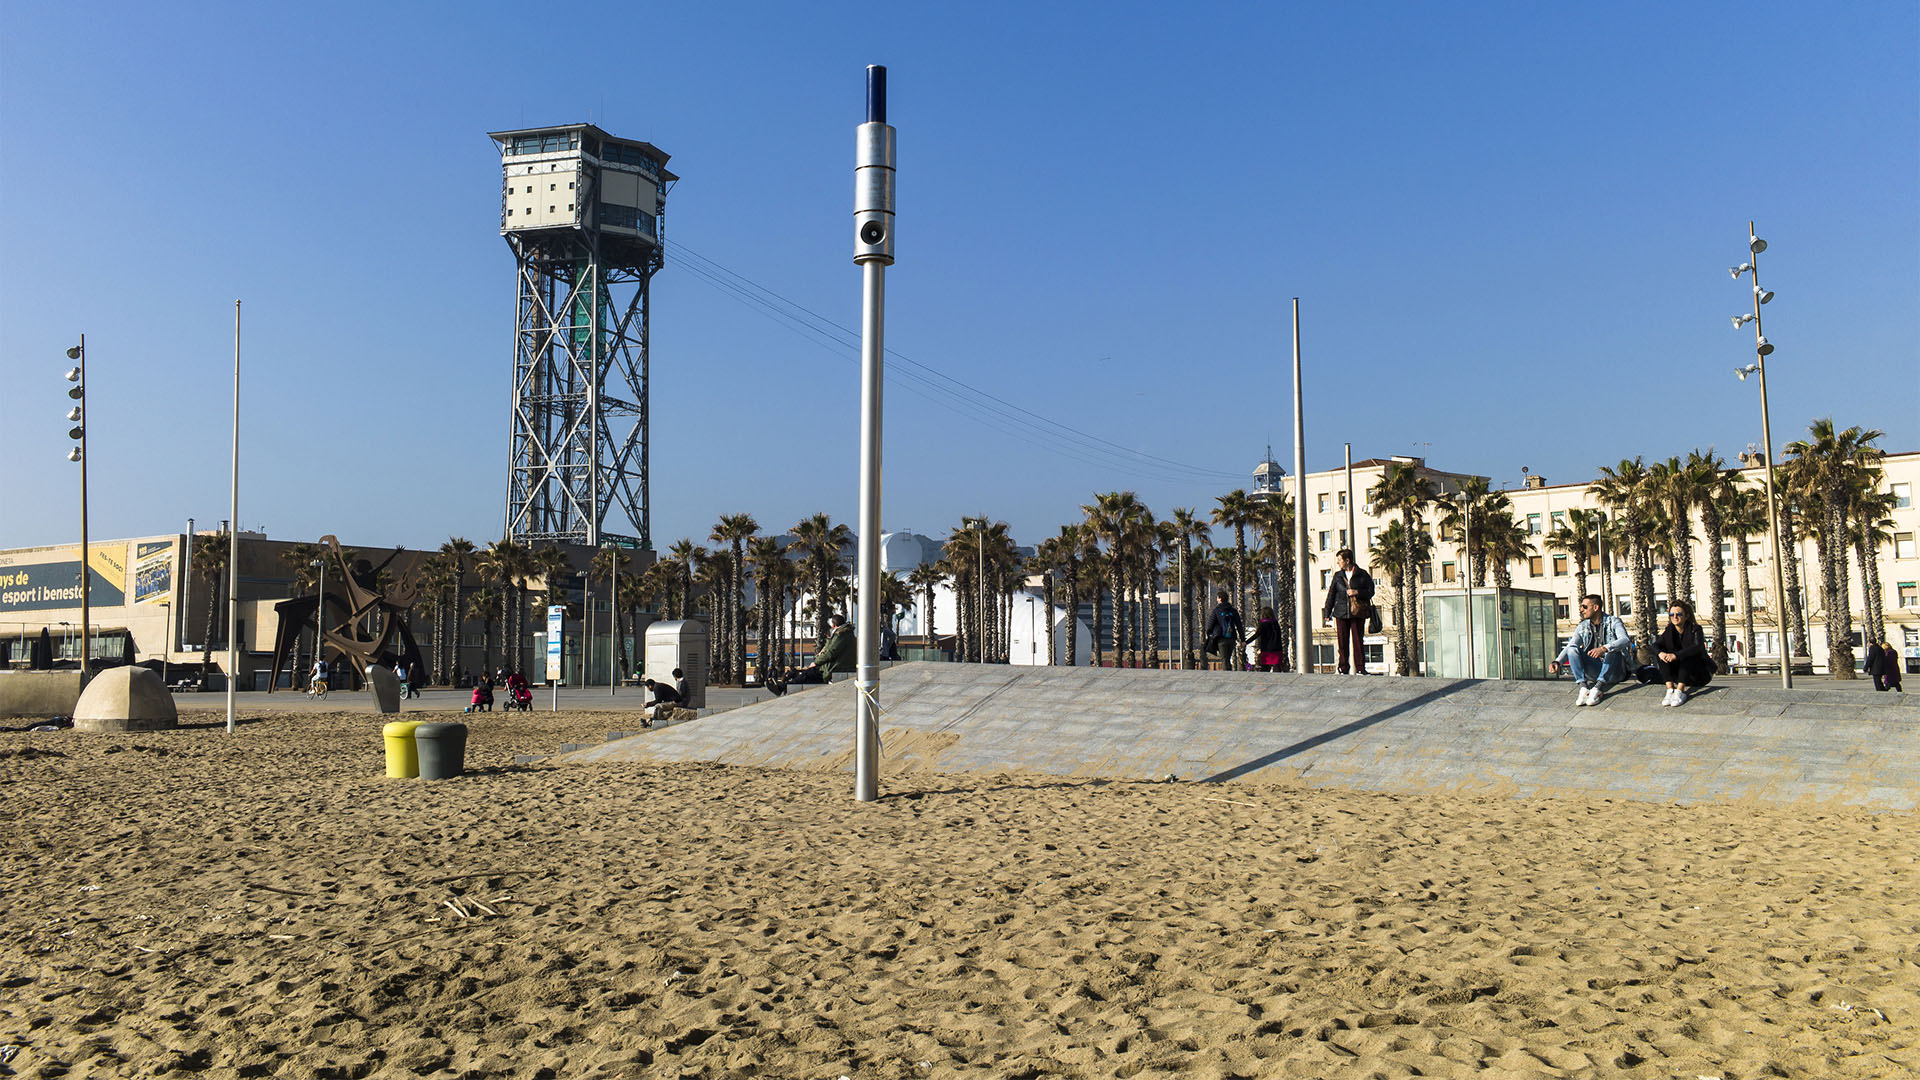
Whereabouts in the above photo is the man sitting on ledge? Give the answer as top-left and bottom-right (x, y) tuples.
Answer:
(1565, 593), (1635, 707)
(768, 614), (856, 697)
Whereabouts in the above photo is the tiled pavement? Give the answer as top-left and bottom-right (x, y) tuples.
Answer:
(557, 662), (1920, 809)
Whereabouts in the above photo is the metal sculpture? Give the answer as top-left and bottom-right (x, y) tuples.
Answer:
(267, 536), (426, 693)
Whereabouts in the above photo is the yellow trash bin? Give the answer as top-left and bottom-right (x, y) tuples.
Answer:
(383, 720), (423, 778)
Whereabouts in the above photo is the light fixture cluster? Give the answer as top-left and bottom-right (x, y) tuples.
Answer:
(64, 344), (84, 461)
(1729, 231), (1775, 366)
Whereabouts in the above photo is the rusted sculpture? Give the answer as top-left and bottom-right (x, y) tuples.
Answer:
(268, 536), (427, 693)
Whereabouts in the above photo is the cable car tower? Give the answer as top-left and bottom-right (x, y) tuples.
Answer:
(490, 123), (675, 547)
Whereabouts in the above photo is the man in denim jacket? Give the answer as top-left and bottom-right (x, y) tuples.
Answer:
(1564, 593), (1634, 706)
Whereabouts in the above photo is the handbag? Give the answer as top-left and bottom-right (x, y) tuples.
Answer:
(1366, 606), (1383, 634)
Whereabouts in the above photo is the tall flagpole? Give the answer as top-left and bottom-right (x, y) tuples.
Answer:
(1291, 300), (1312, 671)
(226, 300), (241, 733)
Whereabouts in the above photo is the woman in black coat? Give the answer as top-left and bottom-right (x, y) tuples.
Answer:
(1653, 599), (1714, 707)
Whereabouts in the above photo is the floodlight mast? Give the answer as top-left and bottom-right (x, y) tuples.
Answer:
(853, 65), (896, 803)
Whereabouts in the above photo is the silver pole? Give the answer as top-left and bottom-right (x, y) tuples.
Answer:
(226, 301), (240, 732)
(609, 548), (618, 696)
(1177, 542), (1187, 670)
(182, 518), (193, 652)
(1291, 300), (1312, 672)
(1344, 443), (1356, 555)
(316, 556), (325, 689)
(1462, 490), (1475, 679)
(1747, 221), (1792, 690)
(852, 64), (895, 803)
(77, 334), (89, 685)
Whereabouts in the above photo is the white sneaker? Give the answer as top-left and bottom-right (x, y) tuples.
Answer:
(1589, 684), (1604, 706)
(1672, 687), (1688, 706)
(1661, 688), (1679, 706)
(1575, 685), (1592, 707)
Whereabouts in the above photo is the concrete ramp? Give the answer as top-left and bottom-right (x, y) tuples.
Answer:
(560, 663), (1920, 808)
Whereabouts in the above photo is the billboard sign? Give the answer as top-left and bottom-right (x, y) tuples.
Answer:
(546, 604), (565, 683)
(0, 545), (129, 613)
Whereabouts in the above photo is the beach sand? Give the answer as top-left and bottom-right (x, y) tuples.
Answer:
(3, 709), (1915, 1079)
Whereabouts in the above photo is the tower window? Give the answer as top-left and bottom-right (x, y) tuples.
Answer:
(550, 184), (556, 190)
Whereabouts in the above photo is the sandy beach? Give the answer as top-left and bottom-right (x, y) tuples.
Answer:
(3, 708), (1915, 1079)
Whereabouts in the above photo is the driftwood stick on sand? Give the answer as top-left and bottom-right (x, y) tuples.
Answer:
(443, 899), (469, 919)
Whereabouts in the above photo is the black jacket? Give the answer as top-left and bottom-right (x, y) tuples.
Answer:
(1207, 603), (1244, 642)
(1324, 567), (1376, 620)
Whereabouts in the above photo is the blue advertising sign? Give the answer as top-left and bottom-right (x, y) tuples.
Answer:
(0, 548), (128, 612)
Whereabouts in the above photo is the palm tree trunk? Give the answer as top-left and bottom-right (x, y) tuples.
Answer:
(1632, 541), (1656, 660)
(1820, 495), (1854, 677)
(1737, 540), (1756, 673)
(1779, 507), (1810, 659)
(1701, 509), (1729, 673)
(1854, 534), (1884, 647)
(1062, 565), (1078, 666)
(1089, 573), (1104, 668)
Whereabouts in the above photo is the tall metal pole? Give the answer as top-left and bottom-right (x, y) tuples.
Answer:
(182, 517), (193, 652)
(77, 334), (89, 682)
(1462, 490), (1475, 678)
(1746, 221), (1792, 690)
(1344, 443), (1356, 556)
(609, 547), (618, 696)
(1177, 542), (1187, 670)
(852, 64), (896, 803)
(1291, 300), (1312, 672)
(226, 301), (240, 733)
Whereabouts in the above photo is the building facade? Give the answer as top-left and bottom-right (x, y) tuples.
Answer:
(1278, 451), (1920, 674)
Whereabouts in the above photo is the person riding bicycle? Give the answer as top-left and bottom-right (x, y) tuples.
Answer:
(309, 657), (329, 694)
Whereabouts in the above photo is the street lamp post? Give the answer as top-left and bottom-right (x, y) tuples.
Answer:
(963, 517), (987, 664)
(312, 557), (326, 689)
(160, 599), (172, 687)
(64, 339), (89, 678)
(1730, 222), (1792, 690)
(608, 547), (618, 697)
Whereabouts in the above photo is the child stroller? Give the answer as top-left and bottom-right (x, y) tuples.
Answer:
(502, 683), (533, 712)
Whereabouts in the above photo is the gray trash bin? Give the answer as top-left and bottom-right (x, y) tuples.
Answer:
(414, 721), (469, 780)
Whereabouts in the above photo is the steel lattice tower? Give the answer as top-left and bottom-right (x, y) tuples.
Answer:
(490, 124), (675, 547)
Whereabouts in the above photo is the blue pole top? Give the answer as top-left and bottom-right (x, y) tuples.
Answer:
(866, 65), (887, 125)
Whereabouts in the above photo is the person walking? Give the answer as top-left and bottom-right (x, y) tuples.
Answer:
(1866, 635), (1889, 690)
(1565, 593), (1634, 706)
(1881, 641), (1904, 693)
(1653, 600), (1714, 707)
(1322, 548), (1376, 675)
(1251, 606), (1283, 671)
(1205, 591), (1245, 670)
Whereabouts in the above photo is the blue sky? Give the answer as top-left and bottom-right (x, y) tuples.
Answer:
(2, 1), (1913, 554)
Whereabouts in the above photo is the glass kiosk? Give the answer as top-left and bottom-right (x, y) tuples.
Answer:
(1422, 587), (1557, 680)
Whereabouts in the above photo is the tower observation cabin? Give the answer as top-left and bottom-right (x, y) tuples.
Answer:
(489, 123), (677, 548)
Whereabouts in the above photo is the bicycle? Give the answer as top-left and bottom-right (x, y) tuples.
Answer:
(307, 675), (329, 700)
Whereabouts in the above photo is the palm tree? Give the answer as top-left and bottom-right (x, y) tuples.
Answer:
(465, 585), (501, 675)
(1648, 456), (1699, 613)
(1545, 509), (1602, 610)
(192, 528), (230, 678)
(663, 539), (699, 619)
(709, 513), (759, 684)
(1253, 495), (1297, 669)
(1085, 492), (1145, 667)
(1850, 482), (1898, 650)
(1369, 463), (1437, 675)
(1370, 519), (1433, 675)
(1211, 489), (1256, 670)
(1437, 477), (1496, 586)
(439, 537), (475, 681)
(905, 561), (945, 660)
(1591, 458), (1658, 658)
(589, 546), (630, 683)
(1719, 484), (1767, 671)
(1785, 419), (1885, 677)
(1687, 451), (1740, 672)
(791, 513), (852, 646)
(414, 553), (454, 685)
(473, 541), (513, 675)
(1167, 509), (1208, 669)
(1479, 510), (1532, 590)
